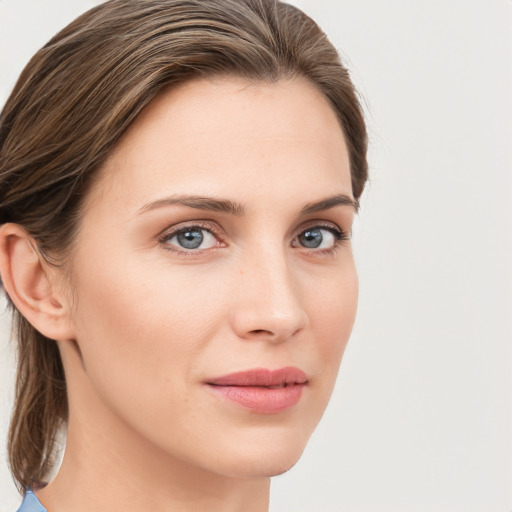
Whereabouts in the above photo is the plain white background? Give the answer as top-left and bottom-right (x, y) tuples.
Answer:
(0, 1), (510, 511)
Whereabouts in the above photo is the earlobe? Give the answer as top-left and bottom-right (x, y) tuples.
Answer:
(0, 223), (75, 341)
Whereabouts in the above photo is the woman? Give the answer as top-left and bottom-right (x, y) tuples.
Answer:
(0, 0), (368, 510)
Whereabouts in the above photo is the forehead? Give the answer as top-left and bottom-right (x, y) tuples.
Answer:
(85, 77), (352, 214)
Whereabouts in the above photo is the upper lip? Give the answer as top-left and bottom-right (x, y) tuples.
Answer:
(206, 367), (308, 387)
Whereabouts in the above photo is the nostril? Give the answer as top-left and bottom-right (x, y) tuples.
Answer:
(250, 329), (273, 335)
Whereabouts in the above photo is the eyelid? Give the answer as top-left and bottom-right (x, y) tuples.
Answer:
(158, 220), (226, 249)
(293, 219), (349, 240)
(290, 220), (351, 256)
(156, 218), (350, 256)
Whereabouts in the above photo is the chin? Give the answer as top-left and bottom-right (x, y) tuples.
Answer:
(223, 455), (304, 479)
(215, 434), (310, 479)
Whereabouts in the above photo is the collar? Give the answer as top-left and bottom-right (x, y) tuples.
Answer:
(17, 490), (47, 512)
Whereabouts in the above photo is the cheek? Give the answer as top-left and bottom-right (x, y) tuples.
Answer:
(63, 242), (358, 477)
(65, 259), (239, 471)
(305, 262), (358, 384)
(69, 257), (227, 404)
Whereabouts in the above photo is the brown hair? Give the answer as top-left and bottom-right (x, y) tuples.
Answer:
(0, 0), (368, 492)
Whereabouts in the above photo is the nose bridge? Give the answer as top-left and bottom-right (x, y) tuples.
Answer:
(231, 241), (308, 341)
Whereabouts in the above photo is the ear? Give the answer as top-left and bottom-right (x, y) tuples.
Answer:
(0, 223), (76, 341)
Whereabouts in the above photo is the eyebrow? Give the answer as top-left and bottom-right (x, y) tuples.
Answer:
(138, 193), (358, 216)
(138, 195), (245, 216)
(300, 194), (359, 214)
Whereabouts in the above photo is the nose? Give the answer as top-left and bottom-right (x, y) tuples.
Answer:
(230, 248), (308, 343)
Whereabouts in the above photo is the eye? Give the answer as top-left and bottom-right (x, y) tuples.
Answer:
(161, 226), (219, 251)
(293, 225), (346, 251)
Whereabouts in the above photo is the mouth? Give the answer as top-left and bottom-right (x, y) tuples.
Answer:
(205, 367), (308, 414)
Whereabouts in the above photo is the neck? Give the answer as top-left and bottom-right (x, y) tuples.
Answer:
(36, 345), (270, 512)
(39, 456), (269, 512)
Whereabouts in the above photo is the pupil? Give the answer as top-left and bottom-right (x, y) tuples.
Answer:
(177, 229), (203, 249)
(299, 229), (322, 248)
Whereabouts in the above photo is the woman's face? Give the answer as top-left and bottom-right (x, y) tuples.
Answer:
(63, 77), (358, 478)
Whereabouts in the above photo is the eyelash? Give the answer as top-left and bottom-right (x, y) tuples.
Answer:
(158, 221), (349, 256)
(158, 220), (224, 256)
(292, 222), (349, 255)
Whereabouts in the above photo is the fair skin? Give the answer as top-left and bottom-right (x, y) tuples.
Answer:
(0, 77), (357, 512)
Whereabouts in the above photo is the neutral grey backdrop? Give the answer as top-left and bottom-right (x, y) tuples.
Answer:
(1, 1), (511, 511)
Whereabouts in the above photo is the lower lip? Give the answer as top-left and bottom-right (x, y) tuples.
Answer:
(207, 383), (306, 414)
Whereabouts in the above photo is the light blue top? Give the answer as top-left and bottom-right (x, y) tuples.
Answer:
(16, 490), (47, 512)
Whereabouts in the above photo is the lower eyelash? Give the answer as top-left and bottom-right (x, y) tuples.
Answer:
(333, 227), (351, 243)
(323, 233), (347, 254)
(158, 222), (222, 254)
(296, 225), (350, 255)
(157, 223), (349, 256)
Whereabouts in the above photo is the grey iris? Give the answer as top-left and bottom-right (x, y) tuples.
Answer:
(177, 229), (203, 249)
(299, 228), (322, 248)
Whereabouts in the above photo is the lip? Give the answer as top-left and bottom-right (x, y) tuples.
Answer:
(205, 367), (308, 414)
